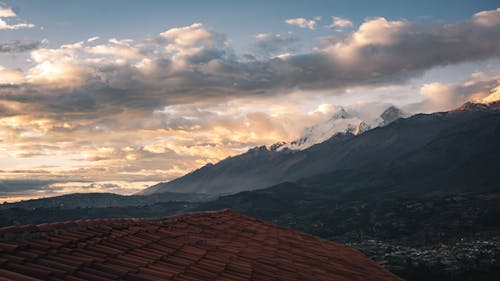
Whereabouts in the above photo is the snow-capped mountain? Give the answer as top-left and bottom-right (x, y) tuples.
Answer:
(270, 105), (404, 151)
(139, 101), (500, 196)
(269, 107), (365, 151)
(377, 106), (405, 126)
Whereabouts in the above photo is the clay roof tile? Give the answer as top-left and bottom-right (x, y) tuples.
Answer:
(0, 209), (402, 281)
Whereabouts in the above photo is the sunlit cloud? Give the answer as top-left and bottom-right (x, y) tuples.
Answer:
(86, 38), (141, 58)
(87, 36), (100, 42)
(405, 73), (500, 112)
(0, 6), (16, 18)
(0, 5), (34, 30)
(327, 16), (353, 30)
(0, 9), (500, 201)
(472, 8), (500, 26)
(0, 66), (24, 84)
(285, 17), (319, 30)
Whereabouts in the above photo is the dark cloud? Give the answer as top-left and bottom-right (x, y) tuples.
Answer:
(0, 179), (54, 193)
(253, 33), (298, 57)
(0, 40), (42, 53)
(0, 103), (16, 117)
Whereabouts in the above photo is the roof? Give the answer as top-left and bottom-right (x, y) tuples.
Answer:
(0, 209), (402, 281)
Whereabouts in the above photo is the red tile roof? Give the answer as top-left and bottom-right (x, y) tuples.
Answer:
(0, 209), (402, 281)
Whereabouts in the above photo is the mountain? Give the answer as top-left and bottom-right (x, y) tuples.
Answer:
(284, 107), (367, 150)
(378, 105), (405, 126)
(0, 191), (214, 210)
(281, 105), (404, 151)
(140, 102), (499, 195)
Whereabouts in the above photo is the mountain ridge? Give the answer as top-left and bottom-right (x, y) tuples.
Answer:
(140, 101), (499, 195)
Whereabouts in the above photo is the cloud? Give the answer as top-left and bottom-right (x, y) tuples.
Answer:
(0, 9), (497, 123)
(482, 85), (500, 103)
(405, 75), (500, 113)
(85, 38), (140, 58)
(0, 40), (44, 53)
(285, 17), (318, 29)
(472, 8), (500, 26)
(87, 36), (100, 42)
(0, 179), (53, 193)
(327, 16), (353, 29)
(0, 19), (34, 30)
(1, 10), (500, 200)
(0, 6), (16, 18)
(0, 66), (24, 85)
(0, 11), (499, 122)
(254, 33), (298, 57)
(0, 5), (34, 30)
(159, 22), (226, 51)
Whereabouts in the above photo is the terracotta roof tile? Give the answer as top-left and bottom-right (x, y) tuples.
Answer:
(125, 272), (167, 281)
(0, 209), (403, 281)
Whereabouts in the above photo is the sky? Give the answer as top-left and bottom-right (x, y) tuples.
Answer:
(0, 0), (500, 202)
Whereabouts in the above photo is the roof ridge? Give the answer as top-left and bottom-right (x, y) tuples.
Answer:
(0, 208), (232, 242)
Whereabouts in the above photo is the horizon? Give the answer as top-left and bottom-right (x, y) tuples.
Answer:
(1, 1), (500, 202)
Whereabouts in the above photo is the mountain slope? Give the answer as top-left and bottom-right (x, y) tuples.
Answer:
(140, 102), (500, 195)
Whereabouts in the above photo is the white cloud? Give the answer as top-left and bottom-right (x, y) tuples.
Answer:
(352, 17), (406, 45)
(473, 8), (500, 26)
(0, 5), (34, 30)
(87, 36), (100, 42)
(328, 16), (353, 29)
(0, 6), (16, 17)
(285, 17), (317, 30)
(482, 85), (500, 103)
(160, 23), (221, 48)
(0, 66), (25, 84)
(412, 76), (500, 112)
(0, 18), (34, 30)
(86, 38), (140, 58)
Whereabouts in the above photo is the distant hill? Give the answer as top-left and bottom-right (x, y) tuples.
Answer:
(0, 191), (213, 210)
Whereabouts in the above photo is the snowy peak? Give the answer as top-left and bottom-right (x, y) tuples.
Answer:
(453, 101), (500, 113)
(269, 107), (369, 151)
(270, 102), (497, 152)
(268, 142), (289, 152)
(289, 109), (362, 150)
(354, 121), (371, 135)
(267, 106), (406, 152)
(379, 106), (404, 126)
(330, 107), (350, 120)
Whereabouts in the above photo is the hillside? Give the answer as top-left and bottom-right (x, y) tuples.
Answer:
(141, 101), (500, 195)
